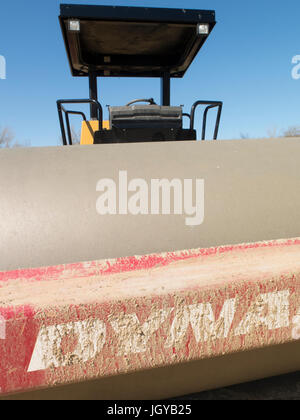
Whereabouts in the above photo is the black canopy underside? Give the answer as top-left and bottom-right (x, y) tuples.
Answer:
(59, 4), (216, 78)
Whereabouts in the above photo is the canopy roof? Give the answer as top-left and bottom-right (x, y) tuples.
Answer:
(59, 4), (216, 78)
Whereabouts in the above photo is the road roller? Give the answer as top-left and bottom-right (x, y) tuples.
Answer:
(56, 3), (222, 146)
(0, 3), (299, 400)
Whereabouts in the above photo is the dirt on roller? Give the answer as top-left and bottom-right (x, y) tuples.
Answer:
(2, 343), (300, 400)
(1, 238), (300, 310)
(0, 238), (299, 399)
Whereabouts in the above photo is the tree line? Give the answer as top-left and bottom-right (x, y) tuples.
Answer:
(1, 125), (300, 148)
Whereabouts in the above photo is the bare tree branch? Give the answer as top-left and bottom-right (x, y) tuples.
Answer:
(0, 127), (27, 148)
(267, 126), (279, 138)
(58, 126), (81, 145)
(282, 126), (300, 138)
(71, 126), (81, 144)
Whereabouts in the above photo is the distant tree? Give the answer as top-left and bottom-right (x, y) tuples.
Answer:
(240, 133), (249, 139)
(0, 127), (17, 148)
(0, 127), (30, 149)
(58, 126), (81, 145)
(0, 127), (28, 148)
(266, 126), (279, 138)
(70, 126), (81, 144)
(282, 126), (300, 137)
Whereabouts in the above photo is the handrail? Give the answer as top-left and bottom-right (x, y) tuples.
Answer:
(189, 100), (223, 140)
(57, 99), (103, 146)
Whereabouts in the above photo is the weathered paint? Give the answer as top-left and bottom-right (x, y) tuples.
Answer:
(0, 238), (299, 396)
(0, 316), (5, 340)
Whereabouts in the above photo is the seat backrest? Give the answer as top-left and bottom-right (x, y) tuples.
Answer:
(109, 105), (182, 129)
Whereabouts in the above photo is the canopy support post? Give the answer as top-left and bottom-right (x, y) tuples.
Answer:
(89, 72), (98, 119)
(161, 72), (170, 106)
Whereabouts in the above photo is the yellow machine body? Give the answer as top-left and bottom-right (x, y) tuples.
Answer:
(80, 120), (110, 145)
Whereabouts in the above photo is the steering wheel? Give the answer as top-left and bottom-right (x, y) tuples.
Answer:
(125, 98), (157, 106)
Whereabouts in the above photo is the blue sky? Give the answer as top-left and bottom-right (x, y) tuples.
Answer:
(0, 0), (299, 146)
